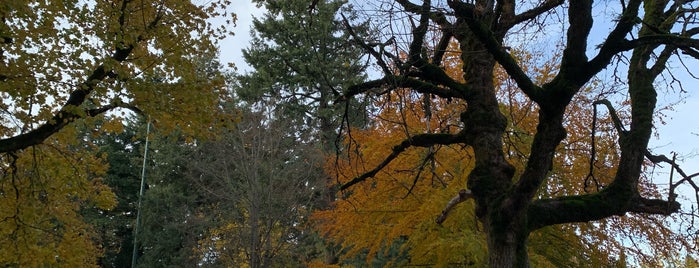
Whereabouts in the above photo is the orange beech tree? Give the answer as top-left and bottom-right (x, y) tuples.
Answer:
(0, 0), (233, 266)
(314, 44), (687, 266)
(318, 0), (699, 267)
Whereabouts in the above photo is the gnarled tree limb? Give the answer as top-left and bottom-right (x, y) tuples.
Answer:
(340, 132), (467, 191)
(449, 0), (543, 102)
(528, 191), (681, 230)
(436, 189), (473, 224)
(338, 75), (468, 103)
(0, 46), (134, 153)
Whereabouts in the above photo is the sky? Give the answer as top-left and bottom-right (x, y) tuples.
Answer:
(218, 1), (266, 72)
(219, 0), (699, 201)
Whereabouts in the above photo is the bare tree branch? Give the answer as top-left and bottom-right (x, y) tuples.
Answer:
(448, 0), (543, 102)
(644, 151), (699, 193)
(435, 189), (473, 224)
(341, 14), (393, 75)
(507, 0), (564, 29)
(340, 132), (466, 191)
(338, 75), (467, 102)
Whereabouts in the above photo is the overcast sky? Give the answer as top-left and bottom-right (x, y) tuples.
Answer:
(218, 1), (266, 72)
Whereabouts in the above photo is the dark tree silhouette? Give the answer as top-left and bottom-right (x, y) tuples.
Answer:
(337, 0), (699, 266)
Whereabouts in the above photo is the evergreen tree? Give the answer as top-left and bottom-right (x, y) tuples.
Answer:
(84, 51), (229, 268)
(237, 0), (370, 151)
(80, 118), (144, 268)
(136, 130), (215, 268)
(234, 1), (372, 264)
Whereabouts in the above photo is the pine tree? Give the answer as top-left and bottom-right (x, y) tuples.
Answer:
(236, 0), (370, 151)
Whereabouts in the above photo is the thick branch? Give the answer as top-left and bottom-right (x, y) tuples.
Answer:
(406, 0), (431, 65)
(650, 45), (676, 77)
(532, 1), (640, 113)
(410, 58), (472, 97)
(585, 0), (642, 76)
(628, 197), (681, 215)
(609, 35), (699, 53)
(679, 46), (699, 60)
(549, 0), (593, 91)
(432, 31), (453, 66)
(506, 0), (564, 29)
(435, 189), (473, 224)
(513, 110), (566, 202)
(0, 46), (134, 153)
(339, 75), (468, 102)
(593, 99), (627, 133)
(560, 0), (592, 69)
(339, 132), (466, 191)
(87, 101), (144, 117)
(529, 192), (680, 230)
(449, 0), (543, 102)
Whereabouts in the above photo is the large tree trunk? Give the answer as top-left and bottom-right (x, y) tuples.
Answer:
(456, 23), (528, 267)
(487, 231), (529, 268)
(485, 202), (532, 267)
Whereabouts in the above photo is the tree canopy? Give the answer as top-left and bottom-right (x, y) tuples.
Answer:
(236, 0), (369, 151)
(0, 0), (233, 266)
(314, 44), (688, 266)
(325, 0), (699, 267)
(0, 0), (234, 153)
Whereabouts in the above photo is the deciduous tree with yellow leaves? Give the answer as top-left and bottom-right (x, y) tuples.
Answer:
(0, 0), (233, 266)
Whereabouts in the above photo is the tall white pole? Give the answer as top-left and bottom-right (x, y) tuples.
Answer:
(132, 117), (150, 268)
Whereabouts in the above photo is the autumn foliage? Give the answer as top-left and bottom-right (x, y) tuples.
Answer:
(2, 0), (698, 266)
(0, 0), (232, 266)
(0, 123), (116, 267)
(312, 45), (688, 266)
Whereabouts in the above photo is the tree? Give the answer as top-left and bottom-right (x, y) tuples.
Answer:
(0, 121), (117, 267)
(0, 1), (233, 265)
(191, 110), (326, 267)
(81, 118), (145, 268)
(235, 1), (372, 264)
(0, 0), (233, 153)
(315, 46), (679, 266)
(236, 0), (369, 151)
(135, 127), (217, 268)
(333, 1), (699, 266)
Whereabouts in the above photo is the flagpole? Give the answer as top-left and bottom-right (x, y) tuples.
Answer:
(132, 117), (150, 268)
